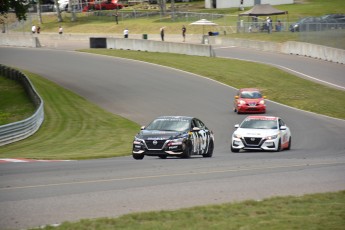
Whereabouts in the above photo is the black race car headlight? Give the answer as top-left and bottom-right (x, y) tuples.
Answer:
(167, 138), (184, 146)
(133, 137), (144, 145)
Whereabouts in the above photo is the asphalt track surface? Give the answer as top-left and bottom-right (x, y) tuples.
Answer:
(0, 45), (345, 229)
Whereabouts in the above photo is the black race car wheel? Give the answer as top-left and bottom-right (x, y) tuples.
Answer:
(231, 146), (240, 153)
(181, 143), (191, 158)
(287, 137), (292, 150)
(276, 139), (282, 152)
(133, 154), (144, 160)
(203, 140), (214, 157)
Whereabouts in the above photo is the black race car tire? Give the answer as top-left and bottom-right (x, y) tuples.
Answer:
(203, 140), (214, 157)
(133, 154), (144, 160)
(276, 139), (282, 152)
(231, 146), (240, 153)
(287, 137), (292, 150)
(181, 143), (191, 158)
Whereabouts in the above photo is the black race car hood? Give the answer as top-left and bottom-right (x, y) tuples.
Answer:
(136, 130), (185, 140)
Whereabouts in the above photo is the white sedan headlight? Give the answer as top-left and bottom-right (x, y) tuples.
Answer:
(233, 133), (242, 139)
(265, 134), (279, 140)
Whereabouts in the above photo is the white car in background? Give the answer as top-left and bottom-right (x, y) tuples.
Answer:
(55, 0), (69, 11)
(231, 116), (291, 152)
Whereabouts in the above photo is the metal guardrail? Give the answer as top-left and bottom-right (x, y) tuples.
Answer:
(0, 65), (44, 146)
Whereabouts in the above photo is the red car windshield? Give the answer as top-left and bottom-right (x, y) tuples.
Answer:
(240, 91), (262, 99)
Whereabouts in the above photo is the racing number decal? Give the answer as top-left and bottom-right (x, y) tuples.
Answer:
(192, 130), (209, 154)
(192, 132), (198, 153)
(199, 130), (208, 153)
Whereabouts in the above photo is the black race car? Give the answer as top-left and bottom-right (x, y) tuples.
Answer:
(132, 116), (214, 160)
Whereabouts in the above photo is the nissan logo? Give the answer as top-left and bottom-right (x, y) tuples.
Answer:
(153, 140), (158, 145)
(250, 138), (255, 141)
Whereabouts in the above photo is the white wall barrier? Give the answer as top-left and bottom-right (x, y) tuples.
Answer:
(282, 41), (345, 64)
(212, 37), (345, 64)
(104, 38), (216, 57)
(0, 35), (40, 47)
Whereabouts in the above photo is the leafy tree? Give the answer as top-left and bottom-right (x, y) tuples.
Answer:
(0, 0), (29, 21)
(54, 0), (63, 22)
(157, 0), (166, 15)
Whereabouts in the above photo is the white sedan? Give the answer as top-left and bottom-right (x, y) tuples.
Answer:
(231, 116), (291, 152)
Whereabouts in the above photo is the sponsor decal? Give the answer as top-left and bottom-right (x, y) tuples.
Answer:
(246, 116), (277, 121)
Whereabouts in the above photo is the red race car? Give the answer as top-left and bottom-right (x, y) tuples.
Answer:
(83, 1), (123, 12)
(233, 88), (266, 114)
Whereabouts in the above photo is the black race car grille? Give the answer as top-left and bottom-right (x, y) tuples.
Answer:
(145, 140), (166, 149)
(243, 137), (262, 146)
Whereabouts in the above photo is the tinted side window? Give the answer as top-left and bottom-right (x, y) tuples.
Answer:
(279, 119), (285, 127)
(195, 119), (206, 129)
(191, 120), (197, 129)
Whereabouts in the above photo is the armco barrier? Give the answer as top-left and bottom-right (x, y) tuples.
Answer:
(0, 65), (44, 146)
(104, 38), (215, 57)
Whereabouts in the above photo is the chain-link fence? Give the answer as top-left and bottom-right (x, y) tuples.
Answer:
(5, 8), (345, 49)
(298, 29), (345, 50)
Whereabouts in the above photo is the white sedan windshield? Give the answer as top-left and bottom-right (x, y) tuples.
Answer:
(240, 119), (277, 129)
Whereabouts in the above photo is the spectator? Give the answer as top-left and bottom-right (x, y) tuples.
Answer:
(123, 28), (129, 38)
(31, 25), (36, 34)
(276, 20), (282, 32)
(182, 25), (186, 42)
(266, 17), (272, 33)
(114, 12), (118, 24)
(59, 26), (63, 34)
(160, 26), (165, 41)
(36, 26), (41, 34)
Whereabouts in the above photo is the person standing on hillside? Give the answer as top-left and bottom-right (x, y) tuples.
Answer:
(160, 26), (165, 41)
(266, 17), (272, 33)
(182, 25), (186, 42)
(58, 26), (63, 34)
(31, 25), (36, 34)
(123, 28), (129, 38)
(114, 12), (119, 24)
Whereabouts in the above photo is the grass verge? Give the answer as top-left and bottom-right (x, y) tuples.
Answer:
(30, 190), (345, 230)
(0, 71), (139, 159)
(0, 75), (36, 125)
(80, 49), (345, 120)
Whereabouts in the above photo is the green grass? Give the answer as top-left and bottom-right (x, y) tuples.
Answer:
(0, 71), (139, 159)
(80, 49), (345, 120)
(30, 190), (345, 230)
(0, 75), (36, 125)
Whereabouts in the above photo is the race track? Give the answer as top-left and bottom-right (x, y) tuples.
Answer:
(0, 46), (344, 229)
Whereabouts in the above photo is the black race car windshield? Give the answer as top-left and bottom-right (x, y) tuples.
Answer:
(240, 91), (262, 99)
(240, 119), (278, 129)
(145, 119), (190, 132)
